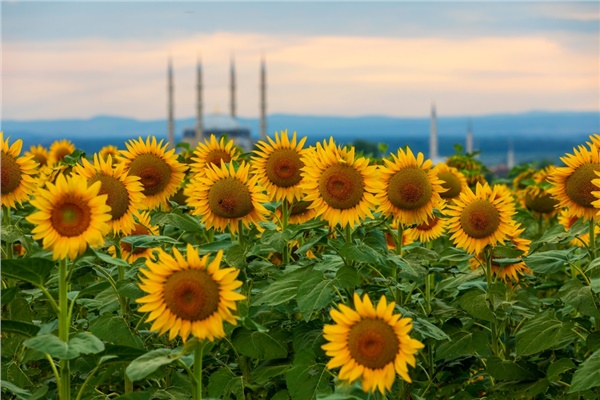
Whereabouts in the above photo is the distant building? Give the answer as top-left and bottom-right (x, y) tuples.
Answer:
(182, 113), (252, 150)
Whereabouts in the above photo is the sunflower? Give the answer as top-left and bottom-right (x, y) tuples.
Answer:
(99, 145), (120, 161)
(136, 245), (245, 343)
(405, 215), (448, 243)
(276, 199), (318, 226)
(252, 130), (308, 203)
(519, 166), (559, 216)
(1, 134), (38, 209)
(435, 163), (468, 202)
(322, 293), (424, 394)
(558, 208), (598, 247)
(586, 133), (600, 150)
(375, 148), (445, 226)
(548, 145), (600, 221)
(469, 225), (532, 282)
(119, 136), (188, 210)
(190, 134), (240, 178)
(385, 222), (415, 251)
(446, 182), (516, 254)
(25, 145), (50, 168)
(48, 139), (76, 165)
(26, 173), (111, 260)
(187, 161), (269, 234)
(109, 210), (160, 262)
(301, 138), (382, 228)
(74, 154), (145, 235)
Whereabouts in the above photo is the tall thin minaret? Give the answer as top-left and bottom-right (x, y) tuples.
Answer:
(167, 57), (175, 148)
(230, 56), (236, 118)
(260, 56), (267, 141)
(507, 139), (515, 170)
(466, 119), (473, 154)
(196, 56), (203, 143)
(430, 103), (438, 161)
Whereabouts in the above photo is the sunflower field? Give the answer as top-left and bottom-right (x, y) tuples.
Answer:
(2, 130), (600, 400)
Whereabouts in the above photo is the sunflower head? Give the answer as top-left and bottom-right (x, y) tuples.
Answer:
(187, 161), (269, 234)
(549, 145), (600, 221)
(25, 145), (49, 168)
(300, 138), (382, 228)
(558, 208), (598, 247)
(120, 136), (188, 210)
(446, 182), (517, 254)
(252, 130), (308, 203)
(99, 145), (120, 161)
(405, 215), (448, 243)
(109, 210), (160, 262)
(74, 154), (145, 235)
(322, 293), (424, 394)
(1, 133), (39, 209)
(190, 134), (240, 177)
(48, 139), (76, 165)
(136, 245), (246, 343)
(435, 163), (468, 202)
(376, 147), (446, 225)
(26, 173), (111, 260)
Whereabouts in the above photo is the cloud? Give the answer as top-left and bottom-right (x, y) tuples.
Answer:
(3, 30), (598, 119)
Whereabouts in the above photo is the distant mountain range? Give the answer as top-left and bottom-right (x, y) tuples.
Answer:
(3, 110), (599, 165)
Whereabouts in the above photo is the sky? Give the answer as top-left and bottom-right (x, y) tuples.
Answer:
(2, 1), (599, 120)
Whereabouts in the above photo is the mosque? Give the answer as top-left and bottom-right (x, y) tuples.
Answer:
(166, 57), (267, 151)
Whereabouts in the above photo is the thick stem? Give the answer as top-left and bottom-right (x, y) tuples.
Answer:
(2, 206), (14, 259)
(282, 200), (290, 264)
(344, 224), (353, 244)
(484, 249), (501, 359)
(193, 341), (204, 400)
(395, 223), (404, 256)
(58, 258), (71, 400)
(589, 219), (596, 260)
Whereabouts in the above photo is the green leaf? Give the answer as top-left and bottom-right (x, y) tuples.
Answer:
(569, 349), (600, 392)
(120, 235), (178, 249)
(93, 249), (130, 267)
(207, 368), (245, 400)
(0, 380), (31, 400)
(2, 320), (40, 338)
(405, 247), (439, 263)
(459, 290), (495, 322)
(89, 314), (142, 348)
(335, 265), (358, 290)
(525, 249), (571, 274)
(1, 258), (55, 286)
(254, 268), (309, 306)
(251, 361), (290, 384)
(1, 286), (18, 305)
(231, 327), (288, 360)
(157, 213), (203, 233)
(413, 317), (450, 341)
(337, 242), (385, 265)
(260, 230), (286, 253)
(516, 313), (575, 356)
(114, 392), (153, 400)
(63, 149), (85, 165)
(24, 332), (105, 360)
(225, 244), (247, 269)
(547, 358), (576, 382)
(297, 273), (335, 320)
(197, 240), (235, 254)
(1, 224), (30, 250)
(126, 349), (177, 381)
(285, 350), (331, 400)
(486, 356), (536, 381)
(439, 247), (473, 263)
(559, 279), (600, 318)
(435, 330), (487, 361)
(587, 332), (600, 352)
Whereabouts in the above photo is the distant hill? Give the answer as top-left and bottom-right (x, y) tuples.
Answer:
(2, 110), (598, 165)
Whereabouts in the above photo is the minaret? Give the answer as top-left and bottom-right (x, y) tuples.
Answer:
(196, 56), (203, 143)
(507, 139), (515, 170)
(167, 57), (175, 148)
(466, 119), (473, 154)
(230, 56), (236, 118)
(260, 56), (267, 141)
(429, 103), (438, 161)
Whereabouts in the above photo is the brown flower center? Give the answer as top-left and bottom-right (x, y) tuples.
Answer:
(416, 217), (439, 231)
(163, 268), (220, 321)
(348, 318), (399, 369)
(89, 174), (130, 220)
(127, 154), (172, 196)
(319, 164), (364, 210)
(525, 192), (559, 214)
(53, 147), (73, 163)
(208, 177), (254, 218)
(290, 200), (312, 216)
(50, 198), (92, 237)
(265, 148), (304, 188)
(205, 150), (233, 167)
(387, 167), (433, 210)
(1, 152), (22, 195)
(460, 199), (500, 239)
(438, 170), (462, 199)
(565, 163), (600, 208)
(33, 152), (48, 167)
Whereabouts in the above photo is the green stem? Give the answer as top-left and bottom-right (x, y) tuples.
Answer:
(58, 258), (71, 400)
(2, 206), (14, 259)
(589, 219), (597, 260)
(484, 249), (501, 359)
(282, 201), (290, 264)
(395, 223), (404, 256)
(344, 224), (353, 244)
(193, 341), (204, 400)
(425, 273), (433, 315)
